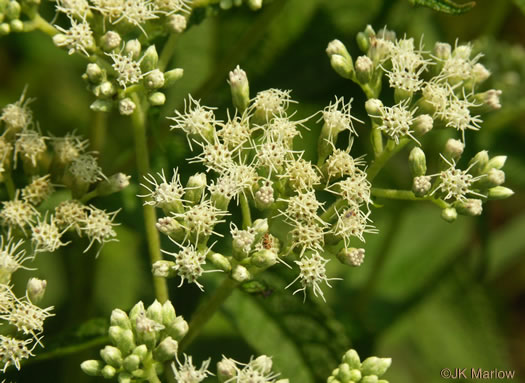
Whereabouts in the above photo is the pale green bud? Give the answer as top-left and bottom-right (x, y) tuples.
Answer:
(342, 349), (361, 369)
(327, 377), (342, 383)
(131, 369), (146, 378)
(86, 63), (105, 84)
(161, 300), (176, 326)
(207, 252), (232, 272)
(123, 354), (141, 372)
(468, 150), (489, 176)
(355, 55), (373, 84)
(337, 363), (351, 381)
(144, 69), (165, 90)
(228, 65), (250, 113)
(365, 98), (383, 115)
(232, 264), (252, 282)
(472, 63), (491, 84)
(252, 355), (273, 374)
(152, 260), (174, 278)
(444, 138), (464, 162)
(156, 217), (185, 240)
(455, 199), (482, 216)
(119, 98), (135, 116)
(408, 147), (426, 177)
(337, 248), (365, 267)
(164, 68), (184, 87)
(167, 14), (187, 33)
(356, 32), (370, 52)
(487, 186), (514, 200)
(487, 155), (506, 170)
(26, 277), (47, 303)
(10, 19), (22, 32)
(326, 39), (351, 62)
(251, 250), (277, 268)
(154, 336), (178, 362)
(52, 34), (68, 48)
(100, 31), (121, 52)
(412, 114), (433, 136)
(361, 376), (378, 383)
(90, 99), (112, 112)
(486, 168), (505, 187)
(476, 89), (502, 110)
(124, 39), (141, 59)
(129, 301), (145, 324)
(330, 54), (354, 80)
(441, 207), (457, 223)
(141, 45), (158, 72)
(434, 42), (451, 60)
(146, 299), (163, 323)
(0, 23), (10, 35)
(135, 315), (163, 348)
(118, 372), (133, 383)
(98, 81), (116, 98)
(217, 357), (237, 382)
(100, 345), (123, 367)
(6, 1), (21, 20)
(132, 345), (148, 360)
(361, 356), (391, 377)
(247, 0), (262, 10)
(81, 360), (104, 376)
(96, 173), (130, 196)
(184, 173), (207, 204)
(349, 369), (362, 381)
(252, 218), (269, 237)
(164, 316), (189, 341)
(108, 326), (135, 355)
(149, 92), (166, 106)
(101, 365), (117, 379)
(412, 176), (431, 197)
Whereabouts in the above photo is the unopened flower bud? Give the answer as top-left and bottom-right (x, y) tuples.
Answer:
(132, 345), (148, 360)
(408, 147), (427, 177)
(96, 173), (130, 196)
(111, 309), (132, 329)
(184, 173), (206, 204)
(228, 65), (250, 113)
(412, 114), (433, 136)
(123, 354), (140, 372)
(337, 248), (365, 267)
(472, 63), (490, 83)
(441, 207), (457, 223)
(144, 69), (165, 90)
(336, 363), (352, 381)
(487, 186), (514, 200)
(119, 371), (133, 383)
(129, 301), (145, 323)
(124, 39), (141, 59)
(100, 345), (123, 368)
(412, 175), (431, 197)
(149, 92), (166, 106)
(167, 14), (187, 33)
(355, 55), (373, 84)
(100, 31), (121, 52)
(444, 138), (464, 162)
(108, 326), (135, 355)
(165, 316), (189, 341)
(487, 155), (506, 170)
(119, 98), (136, 116)
(163, 68), (184, 87)
(99, 81), (116, 97)
(356, 32), (370, 52)
(154, 336), (178, 362)
(342, 349), (361, 369)
(361, 376), (379, 383)
(251, 249), (277, 268)
(361, 357), (392, 377)
(101, 365), (117, 379)
(486, 168), (505, 187)
(252, 355), (273, 374)
(26, 277), (47, 303)
(8, 19), (21, 32)
(208, 252), (231, 272)
(6, 1), (21, 20)
(477, 89), (502, 110)
(232, 264), (251, 282)
(156, 217), (185, 240)
(152, 260), (176, 278)
(90, 99), (112, 112)
(349, 369), (362, 381)
(246, 0), (262, 10)
(468, 150), (489, 176)
(433, 42), (451, 60)
(455, 199), (482, 216)
(81, 360), (104, 376)
(217, 357), (237, 382)
(146, 300), (163, 323)
(330, 54), (354, 80)
(365, 98), (383, 115)
(86, 63), (104, 84)
(0, 23), (10, 35)
(141, 45), (158, 72)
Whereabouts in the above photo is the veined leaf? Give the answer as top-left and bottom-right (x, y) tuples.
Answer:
(409, 0), (476, 14)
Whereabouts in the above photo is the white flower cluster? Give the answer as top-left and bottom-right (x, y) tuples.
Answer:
(217, 354), (289, 383)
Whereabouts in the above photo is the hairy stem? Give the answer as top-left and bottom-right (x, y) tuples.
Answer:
(131, 93), (170, 305)
(179, 277), (239, 352)
(371, 187), (449, 209)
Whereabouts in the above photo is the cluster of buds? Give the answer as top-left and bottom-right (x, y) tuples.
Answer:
(0, 92), (126, 255)
(218, 0), (263, 11)
(327, 349), (392, 383)
(142, 65), (377, 301)
(0, 234), (53, 372)
(327, 26), (512, 222)
(81, 300), (188, 382)
(216, 354), (289, 383)
(0, 0), (40, 36)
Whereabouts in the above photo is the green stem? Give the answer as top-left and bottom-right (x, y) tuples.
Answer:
(366, 138), (410, 182)
(179, 277), (239, 352)
(370, 124), (384, 158)
(240, 194), (252, 229)
(144, 354), (163, 383)
(371, 187), (449, 209)
(90, 112), (107, 153)
(130, 93), (170, 305)
(158, 34), (179, 72)
(3, 171), (16, 200)
(320, 198), (347, 223)
(27, 14), (58, 36)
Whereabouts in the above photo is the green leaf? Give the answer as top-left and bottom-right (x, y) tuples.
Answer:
(487, 213), (525, 279)
(409, 0), (476, 14)
(222, 272), (349, 382)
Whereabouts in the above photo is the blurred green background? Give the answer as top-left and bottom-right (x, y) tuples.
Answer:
(1, 0), (525, 381)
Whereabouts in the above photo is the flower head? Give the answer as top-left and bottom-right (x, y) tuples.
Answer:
(54, 16), (95, 56)
(432, 156), (484, 202)
(0, 335), (37, 372)
(107, 51), (143, 87)
(22, 175), (54, 206)
(320, 97), (360, 138)
(31, 215), (70, 254)
(14, 129), (47, 168)
(1, 89), (33, 132)
(252, 89), (295, 118)
(369, 99), (418, 144)
(140, 169), (185, 212)
(162, 243), (214, 290)
(171, 354), (212, 383)
(68, 153), (104, 184)
(81, 206), (119, 254)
